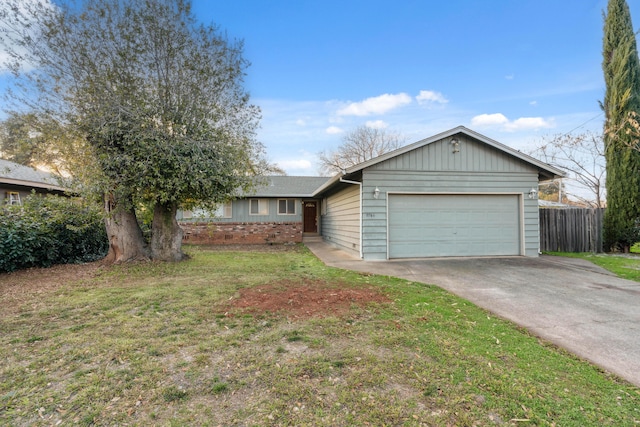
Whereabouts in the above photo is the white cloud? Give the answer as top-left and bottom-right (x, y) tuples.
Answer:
(325, 126), (343, 134)
(505, 74), (515, 80)
(529, 100), (538, 106)
(471, 113), (509, 127)
(505, 117), (554, 131)
(415, 90), (448, 105)
(470, 113), (554, 132)
(365, 120), (388, 129)
(277, 159), (312, 171)
(337, 93), (412, 116)
(295, 119), (306, 126)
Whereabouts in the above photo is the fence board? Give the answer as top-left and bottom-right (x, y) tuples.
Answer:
(539, 208), (604, 253)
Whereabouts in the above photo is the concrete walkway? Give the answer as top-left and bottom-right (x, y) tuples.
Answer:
(304, 239), (640, 387)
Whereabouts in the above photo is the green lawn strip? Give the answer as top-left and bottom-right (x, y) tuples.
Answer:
(0, 246), (638, 426)
(546, 251), (640, 282)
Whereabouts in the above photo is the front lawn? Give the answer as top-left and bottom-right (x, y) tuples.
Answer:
(1, 245), (638, 426)
(547, 251), (640, 282)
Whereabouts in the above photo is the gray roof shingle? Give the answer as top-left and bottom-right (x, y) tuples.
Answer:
(0, 158), (64, 190)
(248, 176), (330, 197)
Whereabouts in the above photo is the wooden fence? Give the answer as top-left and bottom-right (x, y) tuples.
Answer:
(539, 208), (605, 253)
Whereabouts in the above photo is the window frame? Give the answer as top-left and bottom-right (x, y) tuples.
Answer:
(214, 201), (233, 218)
(7, 192), (21, 206)
(249, 198), (269, 216)
(277, 198), (296, 215)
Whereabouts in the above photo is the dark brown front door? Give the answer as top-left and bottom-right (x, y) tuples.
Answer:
(303, 201), (317, 233)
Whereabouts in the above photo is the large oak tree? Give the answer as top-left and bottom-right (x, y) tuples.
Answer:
(2, 0), (262, 261)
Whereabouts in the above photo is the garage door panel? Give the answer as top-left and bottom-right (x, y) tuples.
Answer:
(389, 194), (520, 258)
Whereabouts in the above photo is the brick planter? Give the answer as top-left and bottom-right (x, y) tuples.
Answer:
(179, 222), (302, 245)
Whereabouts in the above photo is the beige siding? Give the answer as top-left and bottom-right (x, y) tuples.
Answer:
(321, 184), (361, 256)
(311, 133), (551, 260)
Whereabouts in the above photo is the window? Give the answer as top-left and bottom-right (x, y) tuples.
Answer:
(278, 199), (296, 215)
(214, 201), (233, 218)
(249, 199), (268, 215)
(191, 208), (207, 219)
(7, 192), (21, 206)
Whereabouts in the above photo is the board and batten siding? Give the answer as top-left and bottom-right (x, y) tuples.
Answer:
(361, 136), (541, 260)
(321, 184), (361, 257)
(372, 134), (529, 173)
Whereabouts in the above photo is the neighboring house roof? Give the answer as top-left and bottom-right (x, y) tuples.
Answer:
(248, 176), (330, 198)
(0, 158), (67, 192)
(538, 200), (579, 208)
(313, 126), (565, 197)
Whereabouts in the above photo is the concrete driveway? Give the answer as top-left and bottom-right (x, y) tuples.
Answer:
(304, 240), (640, 387)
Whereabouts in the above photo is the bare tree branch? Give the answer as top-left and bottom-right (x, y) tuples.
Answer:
(529, 132), (606, 208)
(318, 126), (405, 175)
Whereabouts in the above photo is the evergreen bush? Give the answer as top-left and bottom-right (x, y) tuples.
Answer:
(0, 194), (108, 272)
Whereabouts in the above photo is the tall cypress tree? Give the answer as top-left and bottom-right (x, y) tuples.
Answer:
(602, 0), (640, 251)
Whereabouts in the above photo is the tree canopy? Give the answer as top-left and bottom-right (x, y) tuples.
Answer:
(0, 112), (92, 181)
(0, 112), (43, 167)
(1, 0), (263, 261)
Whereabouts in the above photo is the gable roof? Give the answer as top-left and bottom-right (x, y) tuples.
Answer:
(248, 176), (330, 197)
(0, 158), (67, 192)
(313, 126), (564, 196)
(348, 126), (564, 177)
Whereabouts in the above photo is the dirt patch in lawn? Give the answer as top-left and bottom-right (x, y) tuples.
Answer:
(226, 279), (391, 319)
(1, 245), (390, 320)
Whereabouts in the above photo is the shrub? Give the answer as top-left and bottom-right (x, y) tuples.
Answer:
(0, 194), (108, 273)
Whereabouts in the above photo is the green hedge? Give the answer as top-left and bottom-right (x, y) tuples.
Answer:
(0, 194), (108, 273)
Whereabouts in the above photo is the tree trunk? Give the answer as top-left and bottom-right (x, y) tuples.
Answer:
(150, 202), (186, 262)
(104, 196), (150, 263)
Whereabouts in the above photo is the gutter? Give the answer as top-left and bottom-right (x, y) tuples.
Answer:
(0, 177), (68, 193)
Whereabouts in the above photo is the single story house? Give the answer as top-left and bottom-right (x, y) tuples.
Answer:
(178, 175), (329, 244)
(0, 158), (67, 205)
(180, 126), (564, 259)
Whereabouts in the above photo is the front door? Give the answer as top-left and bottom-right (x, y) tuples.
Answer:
(303, 201), (317, 233)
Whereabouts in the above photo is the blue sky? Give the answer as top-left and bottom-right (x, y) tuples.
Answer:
(189, 0), (637, 175)
(2, 1), (639, 176)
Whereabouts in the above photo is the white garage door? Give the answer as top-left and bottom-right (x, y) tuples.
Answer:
(388, 194), (521, 258)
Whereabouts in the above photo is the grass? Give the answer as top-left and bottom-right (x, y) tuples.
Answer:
(546, 251), (640, 282)
(1, 245), (639, 426)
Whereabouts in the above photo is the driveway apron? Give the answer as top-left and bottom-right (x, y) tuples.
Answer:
(304, 240), (640, 387)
